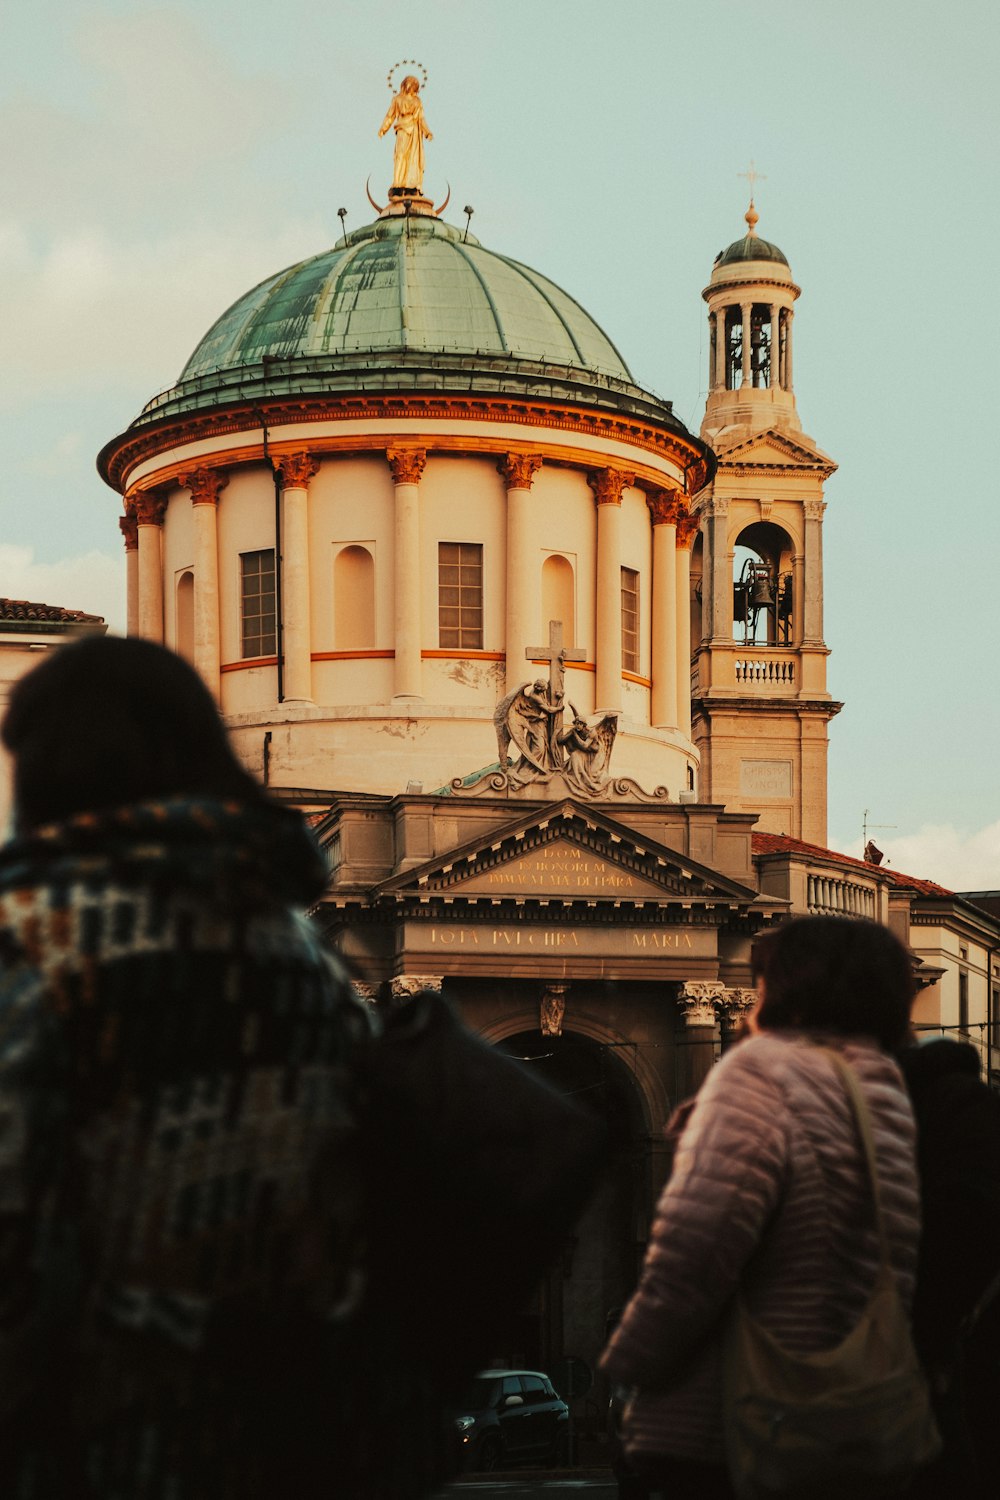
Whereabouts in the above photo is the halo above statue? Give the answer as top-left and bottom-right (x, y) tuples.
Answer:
(386, 59), (428, 91)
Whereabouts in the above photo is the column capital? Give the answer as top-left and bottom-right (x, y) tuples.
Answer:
(275, 451), (319, 489)
(118, 512), (139, 551)
(704, 494), (729, 518)
(588, 467), (634, 506)
(804, 498), (826, 522)
(389, 974), (442, 1000)
(498, 452), (542, 490)
(720, 987), (758, 1031)
(352, 982), (380, 1004)
(133, 489), (167, 527)
(180, 466), (229, 506)
(387, 448), (427, 486)
(646, 488), (685, 526)
(677, 980), (725, 1027)
(675, 511), (701, 550)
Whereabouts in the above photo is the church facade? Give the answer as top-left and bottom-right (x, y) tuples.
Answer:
(97, 105), (998, 1376)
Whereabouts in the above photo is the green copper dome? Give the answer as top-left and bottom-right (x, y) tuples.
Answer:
(181, 214), (631, 383)
(111, 210), (697, 443)
(715, 233), (789, 269)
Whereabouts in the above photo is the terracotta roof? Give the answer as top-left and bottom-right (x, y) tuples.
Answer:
(0, 597), (105, 625)
(751, 832), (952, 896)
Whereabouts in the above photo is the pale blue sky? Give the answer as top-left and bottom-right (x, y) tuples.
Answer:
(1, 0), (997, 881)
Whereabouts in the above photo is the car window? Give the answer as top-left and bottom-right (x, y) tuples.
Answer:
(520, 1376), (547, 1404)
(500, 1376), (522, 1399)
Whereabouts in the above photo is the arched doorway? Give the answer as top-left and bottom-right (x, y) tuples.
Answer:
(486, 1028), (650, 1383)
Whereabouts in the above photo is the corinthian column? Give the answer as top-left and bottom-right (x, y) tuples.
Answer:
(589, 468), (632, 713)
(647, 491), (678, 729)
(387, 448), (427, 699)
(119, 506), (139, 637)
(674, 510), (700, 740)
(499, 453), (542, 695)
(180, 467), (228, 699)
(275, 452), (319, 702)
(134, 490), (167, 643)
(677, 980), (723, 1094)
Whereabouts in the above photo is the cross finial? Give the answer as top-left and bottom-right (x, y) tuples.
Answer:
(739, 159), (766, 200)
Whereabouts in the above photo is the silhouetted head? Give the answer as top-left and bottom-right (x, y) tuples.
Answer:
(751, 915), (914, 1051)
(2, 635), (265, 830)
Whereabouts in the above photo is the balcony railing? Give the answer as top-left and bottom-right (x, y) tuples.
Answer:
(734, 655), (795, 687)
(808, 874), (876, 919)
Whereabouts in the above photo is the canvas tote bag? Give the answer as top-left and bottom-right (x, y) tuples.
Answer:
(723, 1048), (940, 1499)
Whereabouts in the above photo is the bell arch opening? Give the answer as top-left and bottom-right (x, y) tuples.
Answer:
(732, 521), (794, 646)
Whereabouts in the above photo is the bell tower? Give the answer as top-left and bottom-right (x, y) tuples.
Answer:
(691, 202), (841, 845)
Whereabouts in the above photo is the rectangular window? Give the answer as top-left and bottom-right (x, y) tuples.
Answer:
(991, 987), (1000, 1049)
(958, 970), (970, 1036)
(438, 542), (483, 650)
(621, 567), (640, 674)
(240, 549), (276, 658)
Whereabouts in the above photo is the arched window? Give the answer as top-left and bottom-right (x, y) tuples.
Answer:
(176, 570), (194, 662)
(732, 523), (794, 646)
(541, 554), (575, 646)
(334, 545), (375, 649)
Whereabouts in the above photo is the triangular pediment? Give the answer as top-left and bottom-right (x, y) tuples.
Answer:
(714, 428), (836, 474)
(373, 799), (758, 908)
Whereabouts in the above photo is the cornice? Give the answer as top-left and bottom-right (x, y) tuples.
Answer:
(692, 697), (844, 718)
(99, 392), (711, 495)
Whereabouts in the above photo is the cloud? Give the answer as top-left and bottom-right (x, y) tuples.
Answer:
(831, 822), (1000, 893)
(0, 545), (125, 635)
(0, 218), (325, 405)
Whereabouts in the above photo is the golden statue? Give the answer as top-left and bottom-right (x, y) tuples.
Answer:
(378, 75), (433, 192)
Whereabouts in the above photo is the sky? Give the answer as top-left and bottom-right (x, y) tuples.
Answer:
(1, 0), (998, 886)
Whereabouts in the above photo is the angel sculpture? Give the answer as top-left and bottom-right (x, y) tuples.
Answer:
(557, 705), (619, 797)
(494, 679), (565, 784)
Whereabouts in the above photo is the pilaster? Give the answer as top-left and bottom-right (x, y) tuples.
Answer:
(500, 453), (543, 695)
(180, 466), (228, 699)
(275, 452), (319, 702)
(589, 467), (633, 712)
(387, 447), (427, 700)
(133, 488), (167, 643)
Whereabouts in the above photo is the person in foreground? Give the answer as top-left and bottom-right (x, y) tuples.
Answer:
(600, 916), (926, 1500)
(0, 637), (380, 1498)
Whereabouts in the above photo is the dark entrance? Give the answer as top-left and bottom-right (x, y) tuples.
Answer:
(485, 1028), (649, 1385)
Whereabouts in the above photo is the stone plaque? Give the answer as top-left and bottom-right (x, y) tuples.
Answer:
(739, 759), (792, 799)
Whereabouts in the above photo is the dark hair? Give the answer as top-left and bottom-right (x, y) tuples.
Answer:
(751, 915), (914, 1051)
(1, 635), (266, 829)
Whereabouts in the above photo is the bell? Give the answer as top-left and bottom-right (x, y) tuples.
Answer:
(751, 573), (774, 609)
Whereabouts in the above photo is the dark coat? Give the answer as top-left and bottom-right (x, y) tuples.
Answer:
(900, 1038), (1000, 1499)
(0, 797), (374, 1499)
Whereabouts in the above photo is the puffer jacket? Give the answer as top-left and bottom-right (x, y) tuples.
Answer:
(601, 1031), (920, 1466)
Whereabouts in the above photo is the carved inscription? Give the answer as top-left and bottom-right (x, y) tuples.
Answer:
(457, 842), (665, 898)
(739, 759), (792, 798)
(405, 923), (707, 957)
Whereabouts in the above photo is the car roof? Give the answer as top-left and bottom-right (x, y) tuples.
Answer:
(473, 1369), (550, 1380)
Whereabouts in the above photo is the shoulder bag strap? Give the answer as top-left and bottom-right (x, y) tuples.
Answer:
(817, 1046), (892, 1270)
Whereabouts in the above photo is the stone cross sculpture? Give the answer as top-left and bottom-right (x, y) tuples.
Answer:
(494, 621), (618, 795)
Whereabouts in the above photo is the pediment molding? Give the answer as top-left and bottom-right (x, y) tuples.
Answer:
(372, 799), (758, 908)
(713, 428), (836, 476)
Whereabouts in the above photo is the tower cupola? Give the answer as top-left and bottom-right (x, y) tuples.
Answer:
(701, 202), (801, 442)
